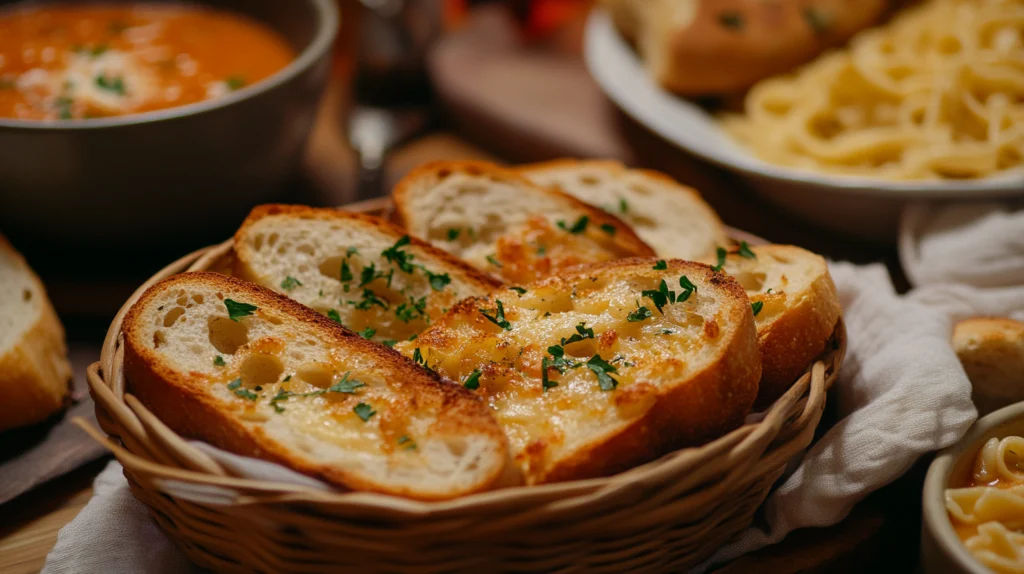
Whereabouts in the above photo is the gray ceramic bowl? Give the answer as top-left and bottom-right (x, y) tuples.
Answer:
(0, 0), (337, 245)
(922, 402), (1024, 574)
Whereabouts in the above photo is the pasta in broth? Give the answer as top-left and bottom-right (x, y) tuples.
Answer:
(721, 0), (1024, 180)
(947, 435), (1024, 573)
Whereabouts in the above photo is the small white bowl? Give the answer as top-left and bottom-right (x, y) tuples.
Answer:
(583, 10), (1024, 243)
(921, 402), (1024, 574)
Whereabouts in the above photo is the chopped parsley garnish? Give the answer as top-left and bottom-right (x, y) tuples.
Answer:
(766, 288), (774, 294)
(227, 379), (258, 400)
(653, 260), (668, 270)
(738, 241), (757, 259)
(480, 300), (512, 331)
(752, 301), (764, 316)
(463, 370), (482, 390)
(353, 289), (389, 311)
(270, 388), (290, 412)
(425, 270), (451, 291)
(712, 247), (728, 272)
(359, 327), (376, 339)
(353, 402), (376, 421)
(340, 260), (353, 282)
(541, 357), (559, 391)
(627, 305), (653, 322)
(486, 254), (503, 268)
(547, 344), (576, 373)
(224, 299), (257, 321)
(94, 74), (125, 95)
(395, 296), (428, 323)
(382, 339), (397, 348)
(283, 375), (292, 382)
(537, 245), (547, 256)
(327, 308), (342, 323)
(54, 96), (73, 119)
(328, 373), (366, 394)
(557, 215), (589, 234)
(412, 347), (426, 366)
(642, 279), (675, 314)
(619, 198), (629, 214)
(719, 12), (744, 30)
(346, 247), (359, 257)
(600, 223), (617, 235)
(447, 228), (461, 240)
(397, 435), (416, 450)
(359, 263), (393, 288)
(661, 329), (674, 335)
(586, 355), (619, 391)
(280, 276), (302, 291)
(803, 7), (832, 34)
(213, 355), (226, 367)
(381, 235), (416, 273)
(509, 286), (527, 295)
(225, 76), (246, 90)
(561, 322), (595, 345)
(678, 275), (697, 302)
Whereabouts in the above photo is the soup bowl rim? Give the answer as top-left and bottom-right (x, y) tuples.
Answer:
(0, 0), (338, 130)
(922, 401), (1024, 574)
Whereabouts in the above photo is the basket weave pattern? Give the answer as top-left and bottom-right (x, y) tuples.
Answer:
(85, 201), (846, 573)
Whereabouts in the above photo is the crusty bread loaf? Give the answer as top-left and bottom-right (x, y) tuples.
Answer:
(953, 317), (1024, 415)
(399, 258), (761, 485)
(121, 271), (509, 500)
(234, 205), (500, 346)
(390, 160), (656, 284)
(714, 244), (841, 406)
(633, 0), (889, 95)
(520, 159), (727, 261)
(0, 236), (72, 432)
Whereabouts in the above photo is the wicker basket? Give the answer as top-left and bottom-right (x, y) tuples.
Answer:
(84, 199), (846, 573)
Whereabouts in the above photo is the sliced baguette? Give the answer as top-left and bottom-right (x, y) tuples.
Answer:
(234, 205), (500, 345)
(953, 317), (1024, 415)
(399, 258), (761, 485)
(121, 271), (508, 500)
(714, 244), (841, 406)
(520, 159), (727, 261)
(391, 160), (656, 284)
(0, 236), (73, 432)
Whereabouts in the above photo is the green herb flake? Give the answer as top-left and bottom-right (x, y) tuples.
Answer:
(328, 372), (365, 394)
(712, 247), (728, 272)
(224, 299), (257, 321)
(653, 260), (668, 270)
(678, 276), (697, 302)
(480, 300), (512, 331)
(642, 279), (676, 314)
(382, 339), (398, 348)
(738, 241), (757, 260)
(509, 286), (527, 295)
(425, 270), (451, 291)
(353, 402), (376, 422)
(619, 198), (629, 214)
(327, 308), (342, 324)
(600, 223), (617, 235)
(561, 322), (595, 345)
(627, 306), (653, 322)
(225, 76), (246, 90)
(537, 245), (548, 256)
(541, 357), (559, 391)
(227, 378), (258, 400)
(353, 289), (389, 311)
(803, 7), (832, 35)
(213, 355), (226, 367)
(486, 254), (503, 268)
(94, 74), (125, 95)
(463, 370), (482, 390)
(752, 301), (764, 316)
(396, 296), (428, 323)
(280, 276), (302, 291)
(381, 235), (416, 273)
(270, 388), (292, 413)
(397, 435), (416, 450)
(447, 228), (461, 240)
(586, 355), (619, 391)
(360, 327), (376, 339)
(557, 215), (589, 234)
(719, 12), (744, 30)
(340, 260), (353, 282)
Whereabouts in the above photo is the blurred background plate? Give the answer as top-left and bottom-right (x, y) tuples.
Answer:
(583, 9), (1024, 243)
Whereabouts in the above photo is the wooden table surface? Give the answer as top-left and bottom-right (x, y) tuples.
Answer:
(0, 5), (920, 572)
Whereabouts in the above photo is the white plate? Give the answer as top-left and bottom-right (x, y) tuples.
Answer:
(583, 10), (1024, 242)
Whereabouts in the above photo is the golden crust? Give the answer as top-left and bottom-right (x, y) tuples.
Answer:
(0, 235), (72, 432)
(403, 257), (761, 484)
(122, 271), (508, 500)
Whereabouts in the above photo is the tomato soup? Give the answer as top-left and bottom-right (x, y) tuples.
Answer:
(0, 4), (295, 120)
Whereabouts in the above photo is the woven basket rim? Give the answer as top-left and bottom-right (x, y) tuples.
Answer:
(86, 198), (847, 515)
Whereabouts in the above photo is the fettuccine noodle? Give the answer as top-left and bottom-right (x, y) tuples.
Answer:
(720, 0), (1024, 180)
(947, 435), (1024, 573)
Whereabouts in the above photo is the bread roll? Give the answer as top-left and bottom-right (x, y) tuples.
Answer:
(953, 318), (1024, 416)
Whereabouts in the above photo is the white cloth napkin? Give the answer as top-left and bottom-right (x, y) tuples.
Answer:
(45, 201), (1024, 573)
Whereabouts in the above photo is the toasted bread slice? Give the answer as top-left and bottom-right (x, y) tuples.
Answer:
(234, 205), (500, 346)
(520, 159), (727, 261)
(121, 272), (508, 500)
(391, 160), (656, 284)
(398, 258), (761, 485)
(0, 235), (73, 432)
(953, 317), (1024, 415)
(713, 244), (841, 406)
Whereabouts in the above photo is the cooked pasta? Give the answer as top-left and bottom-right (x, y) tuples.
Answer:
(947, 435), (1024, 573)
(720, 0), (1024, 181)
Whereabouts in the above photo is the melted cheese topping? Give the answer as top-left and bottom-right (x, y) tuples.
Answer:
(402, 268), (732, 483)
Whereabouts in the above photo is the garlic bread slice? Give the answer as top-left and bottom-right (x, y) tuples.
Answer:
(713, 244), (841, 406)
(520, 159), (727, 261)
(234, 205), (500, 346)
(399, 259), (761, 485)
(391, 160), (656, 284)
(122, 272), (509, 500)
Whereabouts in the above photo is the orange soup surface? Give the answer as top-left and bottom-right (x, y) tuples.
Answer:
(0, 4), (295, 120)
